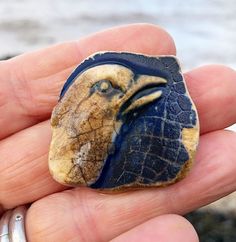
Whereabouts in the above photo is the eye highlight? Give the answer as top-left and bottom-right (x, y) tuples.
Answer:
(93, 79), (113, 94)
(90, 79), (123, 97)
(99, 80), (111, 93)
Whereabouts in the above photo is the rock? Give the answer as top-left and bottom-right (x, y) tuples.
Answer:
(49, 52), (199, 190)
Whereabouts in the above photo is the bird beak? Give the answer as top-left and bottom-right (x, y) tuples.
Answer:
(119, 75), (167, 117)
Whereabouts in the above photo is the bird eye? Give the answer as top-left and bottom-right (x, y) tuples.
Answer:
(97, 80), (112, 93)
(90, 79), (122, 97)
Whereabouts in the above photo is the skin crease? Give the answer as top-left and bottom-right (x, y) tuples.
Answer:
(0, 23), (235, 241)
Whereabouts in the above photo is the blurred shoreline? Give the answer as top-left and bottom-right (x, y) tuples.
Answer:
(0, 0), (235, 70)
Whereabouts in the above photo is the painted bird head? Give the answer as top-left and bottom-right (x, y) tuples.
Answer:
(49, 52), (168, 186)
(49, 52), (198, 190)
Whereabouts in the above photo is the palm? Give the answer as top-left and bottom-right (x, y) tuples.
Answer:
(0, 24), (235, 242)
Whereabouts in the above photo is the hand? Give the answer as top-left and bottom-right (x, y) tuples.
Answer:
(0, 24), (235, 242)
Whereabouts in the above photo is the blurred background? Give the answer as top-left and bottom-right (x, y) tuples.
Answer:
(0, 0), (235, 70)
(0, 0), (235, 241)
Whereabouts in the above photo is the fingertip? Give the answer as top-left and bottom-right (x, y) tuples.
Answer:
(77, 23), (176, 58)
(112, 214), (199, 242)
(131, 23), (177, 55)
(185, 64), (235, 81)
(163, 214), (199, 242)
(184, 64), (236, 134)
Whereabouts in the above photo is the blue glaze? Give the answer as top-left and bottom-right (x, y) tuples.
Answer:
(91, 97), (192, 188)
(60, 52), (197, 189)
(60, 52), (173, 99)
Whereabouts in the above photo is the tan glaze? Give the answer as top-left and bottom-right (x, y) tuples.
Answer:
(49, 64), (167, 186)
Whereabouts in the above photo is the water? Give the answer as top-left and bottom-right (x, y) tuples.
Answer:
(0, 0), (235, 129)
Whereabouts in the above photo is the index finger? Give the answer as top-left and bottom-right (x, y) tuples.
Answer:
(0, 23), (175, 139)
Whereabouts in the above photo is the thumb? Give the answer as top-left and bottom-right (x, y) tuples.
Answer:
(112, 214), (199, 242)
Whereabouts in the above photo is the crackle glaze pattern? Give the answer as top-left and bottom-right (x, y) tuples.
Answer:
(49, 52), (199, 190)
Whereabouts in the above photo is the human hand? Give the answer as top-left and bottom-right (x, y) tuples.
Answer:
(0, 24), (235, 242)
